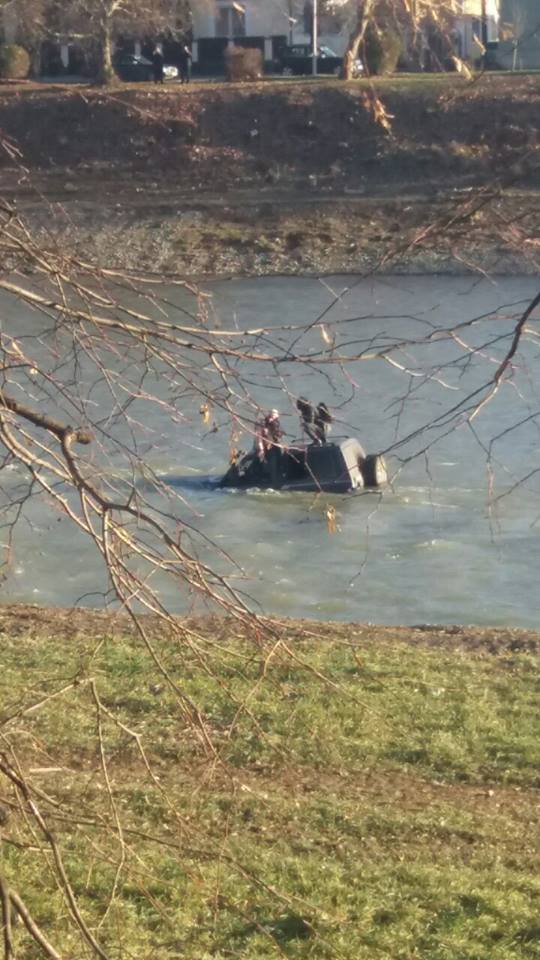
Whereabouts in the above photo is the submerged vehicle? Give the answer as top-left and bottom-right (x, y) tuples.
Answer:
(219, 438), (387, 494)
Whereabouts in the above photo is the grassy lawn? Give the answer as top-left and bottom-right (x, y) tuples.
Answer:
(0, 611), (539, 959)
(3, 69), (539, 98)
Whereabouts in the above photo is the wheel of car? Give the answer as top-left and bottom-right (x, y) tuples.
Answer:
(282, 66), (293, 77)
(361, 454), (388, 488)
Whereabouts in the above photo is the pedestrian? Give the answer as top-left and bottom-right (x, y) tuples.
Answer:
(178, 42), (192, 84)
(296, 397), (318, 443)
(152, 47), (164, 84)
(314, 402), (332, 444)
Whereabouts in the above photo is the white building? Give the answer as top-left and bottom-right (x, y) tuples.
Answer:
(190, 0), (349, 73)
(0, 0), (501, 76)
(454, 0), (500, 58)
(190, 1), (500, 73)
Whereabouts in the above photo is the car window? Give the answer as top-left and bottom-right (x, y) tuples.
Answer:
(319, 46), (337, 56)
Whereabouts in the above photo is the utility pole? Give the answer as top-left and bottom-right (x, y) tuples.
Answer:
(288, 0), (294, 45)
(481, 0), (488, 49)
(312, 0), (318, 75)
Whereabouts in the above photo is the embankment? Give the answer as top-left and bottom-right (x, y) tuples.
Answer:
(1, 74), (539, 276)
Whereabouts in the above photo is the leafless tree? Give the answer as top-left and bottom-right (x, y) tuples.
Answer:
(6, 0), (190, 83)
(0, 82), (539, 958)
(331, 0), (461, 77)
(1, 183), (539, 953)
(0, 0), (51, 74)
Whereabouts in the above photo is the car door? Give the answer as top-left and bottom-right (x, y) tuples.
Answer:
(317, 52), (341, 75)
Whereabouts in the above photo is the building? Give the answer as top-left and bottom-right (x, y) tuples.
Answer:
(453, 0), (500, 59)
(497, 0), (540, 69)
(0, 0), (502, 77)
(190, 0), (350, 74)
(190, 0), (500, 75)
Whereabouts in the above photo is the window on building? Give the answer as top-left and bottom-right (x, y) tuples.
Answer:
(319, 12), (341, 35)
(215, 3), (246, 38)
(216, 3), (246, 37)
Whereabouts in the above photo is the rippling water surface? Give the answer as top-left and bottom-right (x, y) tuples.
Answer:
(3, 274), (540, 626)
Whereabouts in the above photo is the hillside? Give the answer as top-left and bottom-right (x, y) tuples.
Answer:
(1, 74), (539, 194)
(1, 74), (539, 275)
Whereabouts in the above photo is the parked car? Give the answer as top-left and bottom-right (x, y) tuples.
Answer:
(115, 54), (178, 82)
(276, 44), (362, 78)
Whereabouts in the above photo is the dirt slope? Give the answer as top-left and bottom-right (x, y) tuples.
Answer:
(0, 74), (539, 197)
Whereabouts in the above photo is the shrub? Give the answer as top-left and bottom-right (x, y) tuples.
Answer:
(361, 26), (403, 75)
(0, 44), (31, 80)
(225, 46), (263, 81)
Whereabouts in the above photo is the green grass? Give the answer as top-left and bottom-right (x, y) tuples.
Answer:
(0, 615), (539, 958)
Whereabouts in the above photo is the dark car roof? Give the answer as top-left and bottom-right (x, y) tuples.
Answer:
(282, 44), (339, 57)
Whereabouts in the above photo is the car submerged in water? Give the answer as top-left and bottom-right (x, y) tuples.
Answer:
(219, 438), (387, 494)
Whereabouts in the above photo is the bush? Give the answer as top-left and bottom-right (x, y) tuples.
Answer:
(361, 26), (403, 75)
(0, 44), (31, 80)
(225, 46), (263, 81)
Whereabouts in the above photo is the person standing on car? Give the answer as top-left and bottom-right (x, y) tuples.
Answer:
(178, 41), (192, 84)
(152, 47), (164, 84)
(296, 397), (316, 443)
(296, 397), (332, 444)
(314, 402), (332, 443)
(263, 409), (284, 487)
(253, 409), (284, 485)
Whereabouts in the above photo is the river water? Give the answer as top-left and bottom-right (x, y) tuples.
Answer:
(3, 274), (540, 627)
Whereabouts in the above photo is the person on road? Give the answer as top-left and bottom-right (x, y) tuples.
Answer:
(178, 42), (192, 84)
(152, 47), (164, 84)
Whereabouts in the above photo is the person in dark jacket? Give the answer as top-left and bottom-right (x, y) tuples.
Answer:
(152, 47), (164, 84)
(314, 402), (332, 443)
(296, 397), (332, 444)
(178, 42), (192, 83)
(296, 397), (316, 442)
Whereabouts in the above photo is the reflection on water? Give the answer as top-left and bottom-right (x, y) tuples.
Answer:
(3, 274), (540, 627)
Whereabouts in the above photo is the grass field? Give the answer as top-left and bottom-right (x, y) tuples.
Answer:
(0, 610), (539, 959)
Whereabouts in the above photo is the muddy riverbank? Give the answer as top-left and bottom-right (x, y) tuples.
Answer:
(1, 602), (539, 653)
(19, 186), (540, 277)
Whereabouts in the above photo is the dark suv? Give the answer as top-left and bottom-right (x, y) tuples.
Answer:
(114, 54), (178, 82)
(276, 44), (362, 77)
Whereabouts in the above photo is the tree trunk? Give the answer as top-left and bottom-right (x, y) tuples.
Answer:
(342, 0), (375, 79)
(97, 16), (115, 85)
